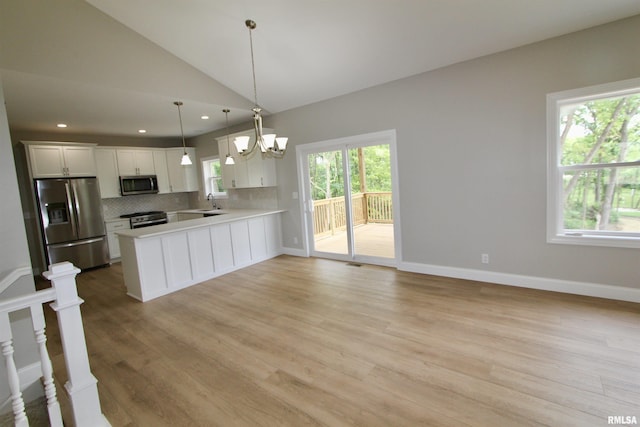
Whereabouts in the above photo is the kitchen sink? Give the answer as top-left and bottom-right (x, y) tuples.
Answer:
(203, 212), (226, 217)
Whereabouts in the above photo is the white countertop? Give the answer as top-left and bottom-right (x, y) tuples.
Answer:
(115, 208), (285, 239)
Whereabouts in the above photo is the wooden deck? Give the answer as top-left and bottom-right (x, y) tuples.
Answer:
(313, 223), (395, 259)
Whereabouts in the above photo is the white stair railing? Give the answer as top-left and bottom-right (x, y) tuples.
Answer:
(0, 262), (110, 427)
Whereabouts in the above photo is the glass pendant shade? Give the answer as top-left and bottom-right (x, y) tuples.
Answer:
(263, 134), (276, 150)
(234, 136), (251, 153)
(225, 155), (235, 165)
(181, 152), (192, 165)
(276, 137), (288, 151)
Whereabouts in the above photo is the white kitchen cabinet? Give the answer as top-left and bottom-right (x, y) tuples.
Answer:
(116, 149), (155, 176)
(216, 130), (277, 189)
(152, 150), (171, 194)
(166, 147), (199, 192)
(25, 142), (97, 178)
(95, 148), (121, 198)
(106, 219), (129, 260)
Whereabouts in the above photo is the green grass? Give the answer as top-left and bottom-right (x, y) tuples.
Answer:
(618, 209), (640, 218)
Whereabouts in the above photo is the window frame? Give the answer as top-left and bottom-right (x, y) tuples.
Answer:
(201, 156), (227, 199)
(547, 77), (640, 249)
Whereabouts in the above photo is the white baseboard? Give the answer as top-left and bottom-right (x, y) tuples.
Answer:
(280, 247), (308, 257)
(398, 261), (640, 303)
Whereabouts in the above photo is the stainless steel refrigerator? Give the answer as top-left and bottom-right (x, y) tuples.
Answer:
(35, 177), (109, 270)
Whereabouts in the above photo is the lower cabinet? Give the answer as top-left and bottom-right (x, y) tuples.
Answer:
(105, 219), (129, 259)
(119, 213), (282, 301)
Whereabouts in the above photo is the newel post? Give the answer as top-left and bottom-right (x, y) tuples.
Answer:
(43, 262), (110, 427)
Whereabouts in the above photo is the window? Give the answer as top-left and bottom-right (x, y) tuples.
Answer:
(201, 156), (227, 198)
(547, 77), (640, 248)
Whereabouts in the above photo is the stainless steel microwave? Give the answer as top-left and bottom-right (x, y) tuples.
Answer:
(119, 175), (159, 196)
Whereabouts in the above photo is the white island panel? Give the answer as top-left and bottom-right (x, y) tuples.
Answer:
(117, 209), (284, 302)
(162, 233), (192, 290)
(248, 217), (268, 261)
(230, 221), (251, 267)
(265, 214), (282, 256)
(135, 238), (168, 300)
(210, 224), (234, 274)
(188, 228), (215, 282)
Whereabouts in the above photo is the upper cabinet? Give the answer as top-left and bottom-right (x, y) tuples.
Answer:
(94, 147), (121, 198)
(152, 149), (171, 194)
(165, 147), (199, 192)
(25, 141), (199, 197)
(216, 131), (277, 189)
(24, 142), (97, 178)
(116, 149), (155, 176)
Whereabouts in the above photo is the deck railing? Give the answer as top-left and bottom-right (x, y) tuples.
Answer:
(313, 192), (392, 237)
(0, 262), (110, 427)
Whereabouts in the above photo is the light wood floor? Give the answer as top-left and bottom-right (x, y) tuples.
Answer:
(43, 256), (640, 426)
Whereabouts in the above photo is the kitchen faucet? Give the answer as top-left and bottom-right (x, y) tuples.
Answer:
(206, 193), (219, 209)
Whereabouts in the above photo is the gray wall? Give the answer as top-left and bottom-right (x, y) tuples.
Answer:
(268, 15), (640, 290)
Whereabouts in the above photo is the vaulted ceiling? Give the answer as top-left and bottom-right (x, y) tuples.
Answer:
(2, 0), (640, 138)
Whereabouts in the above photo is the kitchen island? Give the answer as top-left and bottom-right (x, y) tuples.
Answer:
(117, 209), (284, 301)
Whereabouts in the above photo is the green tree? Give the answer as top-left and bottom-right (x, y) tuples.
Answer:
(561, 94), (640, 230)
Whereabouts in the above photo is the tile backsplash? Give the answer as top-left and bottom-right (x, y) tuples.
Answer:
(225, 187), (279, 210)
(102, 187), (278, 219)
(102, 192), (192, 219)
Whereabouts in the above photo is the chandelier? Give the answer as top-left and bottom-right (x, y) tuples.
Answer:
(174, 101), (192, 165)
(233, 19), (288, 159)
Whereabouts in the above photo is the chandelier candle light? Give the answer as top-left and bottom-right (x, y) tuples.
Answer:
(234, 19), (288, 159)
(223, 109), (235, 165)
(174, 101), (192, 165)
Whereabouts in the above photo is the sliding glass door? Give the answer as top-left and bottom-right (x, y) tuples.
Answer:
(299, 131), (399, 267)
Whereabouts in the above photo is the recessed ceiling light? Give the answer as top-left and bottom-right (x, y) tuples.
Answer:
(201, 115), (209, 120)
(138, 129), (147, 133)
(56, 123), (67, 128)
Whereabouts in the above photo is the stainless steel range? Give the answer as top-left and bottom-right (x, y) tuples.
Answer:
(120, 211), (168, 229)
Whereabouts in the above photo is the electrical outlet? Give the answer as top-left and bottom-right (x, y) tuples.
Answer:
(481, 253), (489, 264)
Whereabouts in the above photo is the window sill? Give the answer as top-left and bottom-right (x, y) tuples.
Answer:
(548, 233), (640, 249)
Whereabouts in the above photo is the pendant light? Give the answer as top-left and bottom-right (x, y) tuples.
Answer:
(233, 19), (288, 159)
(174, 101), (192, 165)
(223, 109), (235, 165)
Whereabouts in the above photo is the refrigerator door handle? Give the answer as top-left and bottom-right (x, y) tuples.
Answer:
(64, 181), (78, 237)
(48, 237), (104, 249)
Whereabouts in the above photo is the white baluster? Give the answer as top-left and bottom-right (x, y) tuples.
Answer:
(0, 333), (28, 427)
(30, 304), (63, 427)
